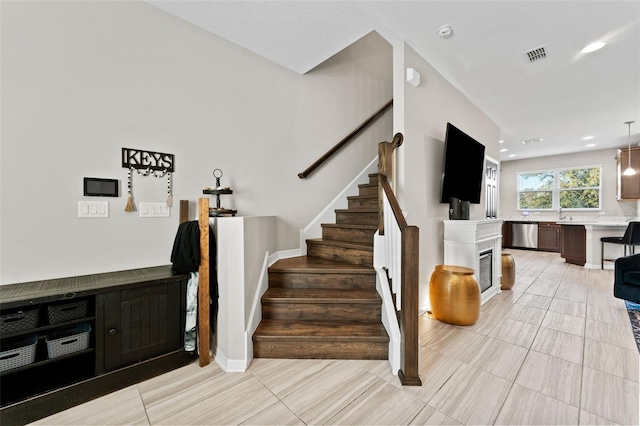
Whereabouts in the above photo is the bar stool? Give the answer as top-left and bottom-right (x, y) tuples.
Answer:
(601, 221), (640, 269)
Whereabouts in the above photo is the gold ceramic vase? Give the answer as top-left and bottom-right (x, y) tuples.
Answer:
(429, 265), (480, 326)
(501, 252), (515, 290)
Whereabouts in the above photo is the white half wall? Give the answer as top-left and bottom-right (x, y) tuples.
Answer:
(213, 215), (276, 372)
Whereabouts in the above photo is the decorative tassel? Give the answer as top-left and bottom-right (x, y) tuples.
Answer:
(124, 168), (136, 212)
(125, 195), (135, 212)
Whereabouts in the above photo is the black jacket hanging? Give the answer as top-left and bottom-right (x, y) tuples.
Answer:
(170, 221), (219, 330)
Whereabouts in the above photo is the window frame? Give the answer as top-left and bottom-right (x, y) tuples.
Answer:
(517, 165), (602, 211)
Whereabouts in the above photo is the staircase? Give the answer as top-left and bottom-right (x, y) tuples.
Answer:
(252, 173), (389, 359)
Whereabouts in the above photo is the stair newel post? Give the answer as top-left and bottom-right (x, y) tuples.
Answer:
(399, 225), (422, 385)
(198, 198), (211, 367)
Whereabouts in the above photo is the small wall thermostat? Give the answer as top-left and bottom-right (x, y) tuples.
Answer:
(83, 177), (118, 197)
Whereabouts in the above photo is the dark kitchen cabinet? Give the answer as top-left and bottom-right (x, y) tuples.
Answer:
(617, 146), (640, 200)
(560, 225), (587, 266)
(538, 222), (560, 252)
(502, 222), (512, 248)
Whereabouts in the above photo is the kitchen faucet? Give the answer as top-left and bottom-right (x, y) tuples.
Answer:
(558, 208), (566, 220)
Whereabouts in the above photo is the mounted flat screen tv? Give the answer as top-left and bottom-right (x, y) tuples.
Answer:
(440, 122), (486, 205)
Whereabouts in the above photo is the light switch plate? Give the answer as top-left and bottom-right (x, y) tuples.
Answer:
(139, 202), (170, 218)
(78, 201), (109, 218)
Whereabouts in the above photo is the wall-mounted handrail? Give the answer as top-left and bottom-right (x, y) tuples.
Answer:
(298, 99), (393, 179)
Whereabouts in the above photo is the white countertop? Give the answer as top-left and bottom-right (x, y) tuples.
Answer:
(557, 221), (628, 227)
(500, 215), (636, 227)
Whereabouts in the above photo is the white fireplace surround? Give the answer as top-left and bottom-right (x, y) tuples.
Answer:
(443, 219), (503, 305)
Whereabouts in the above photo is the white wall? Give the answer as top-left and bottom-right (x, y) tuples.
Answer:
(499, 148), (637, 218)
(0, 1), (392, 284)
(395, 44), (500, 312)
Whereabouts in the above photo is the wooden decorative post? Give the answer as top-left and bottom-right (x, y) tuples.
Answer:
(179, 200), (189, 224)
(198, 198), (211, 367)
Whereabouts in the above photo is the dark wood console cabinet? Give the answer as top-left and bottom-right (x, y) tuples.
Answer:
(0, 266), (195, 425)
(101, 283), (182, 372)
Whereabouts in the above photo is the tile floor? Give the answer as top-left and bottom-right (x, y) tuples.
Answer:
(31, 250), (639, 425)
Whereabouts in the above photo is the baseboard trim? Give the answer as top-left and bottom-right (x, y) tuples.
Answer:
(215, 348), (249, 373)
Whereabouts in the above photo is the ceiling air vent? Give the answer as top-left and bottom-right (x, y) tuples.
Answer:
(524, 46), (547, 63)
(522, 138), (543, 145)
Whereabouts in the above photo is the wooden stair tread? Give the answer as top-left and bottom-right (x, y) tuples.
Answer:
(254, 320), (388, 341)
(306, 238), (373, 251)
(335, 209), (377, 213)
(321, 223), (376, 230)
(347, 195), (377, 200)
(255, 169), (388, 361)
(269, 256), (374, 274)
(263, 288), (380, 303)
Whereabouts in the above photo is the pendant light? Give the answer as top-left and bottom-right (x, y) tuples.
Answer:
(623, 120), (636, 176)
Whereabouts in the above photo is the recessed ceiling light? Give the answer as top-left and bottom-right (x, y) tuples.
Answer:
(500, 148), (508, 152)
(586, 143), (596, 147)
(582, 136), (594, 140)
(499, 140), (504, 144)
(581, 41), (605, 53)
(508, 154), (516, 158)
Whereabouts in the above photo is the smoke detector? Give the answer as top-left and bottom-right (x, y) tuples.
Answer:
(437, 25), (453, 39)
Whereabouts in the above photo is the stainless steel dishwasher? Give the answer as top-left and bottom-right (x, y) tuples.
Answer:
(511, 222), (538, 249)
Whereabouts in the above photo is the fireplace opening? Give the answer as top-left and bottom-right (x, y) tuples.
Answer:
(479, 249), (493, 293)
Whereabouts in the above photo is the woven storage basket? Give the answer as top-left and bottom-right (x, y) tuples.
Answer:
(0, 308), (39, 334)
(0, 333), (38, 372)
(47, 299), (88, 324)
(46, 323), (91, 359)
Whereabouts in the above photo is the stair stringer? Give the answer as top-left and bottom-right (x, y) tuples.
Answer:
(220, 248), (301, 373)
(299, 157), (379, 255)
(373, 231), (401, 375)
(238, 249), (301, 372)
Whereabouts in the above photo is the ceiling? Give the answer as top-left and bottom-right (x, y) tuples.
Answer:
(147, 0), (640, 162)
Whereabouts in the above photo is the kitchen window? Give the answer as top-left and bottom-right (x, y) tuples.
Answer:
(518, 166), (601, 210)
